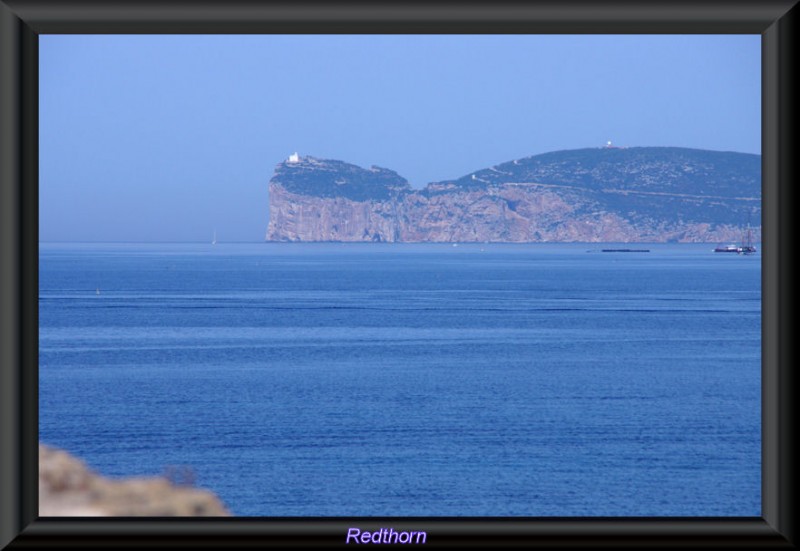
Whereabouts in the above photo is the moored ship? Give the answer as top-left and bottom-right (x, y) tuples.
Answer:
(713, 227), (757, 254)
(738, 227), (757, 255)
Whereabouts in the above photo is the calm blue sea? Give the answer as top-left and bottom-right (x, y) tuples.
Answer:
(39, 242), (761, 517)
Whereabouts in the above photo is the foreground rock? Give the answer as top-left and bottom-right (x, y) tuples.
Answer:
(266, 147), (761, 243)
(39, 444), (230, 516)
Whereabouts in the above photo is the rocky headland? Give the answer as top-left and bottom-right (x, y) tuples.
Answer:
(39, 444), (230, 516)
(266, 147), (761, 243)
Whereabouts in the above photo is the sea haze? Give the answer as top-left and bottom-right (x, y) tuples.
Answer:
(39, 243), (761, 516)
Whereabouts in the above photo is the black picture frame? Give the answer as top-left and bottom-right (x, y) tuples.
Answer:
(1, 1), (796, 548)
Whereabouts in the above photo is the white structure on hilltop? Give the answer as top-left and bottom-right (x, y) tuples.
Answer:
(288, 152), (300, 163)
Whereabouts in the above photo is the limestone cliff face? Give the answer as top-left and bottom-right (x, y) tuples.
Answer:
(268, 183), (402, 242)
(266, 148), (761, 243)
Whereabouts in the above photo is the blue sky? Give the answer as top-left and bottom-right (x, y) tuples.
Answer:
(40, 35), (760, 242)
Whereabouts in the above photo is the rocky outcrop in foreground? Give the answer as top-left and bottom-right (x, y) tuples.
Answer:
(39, 444), (230, 516)
(266, 147), (761, 243)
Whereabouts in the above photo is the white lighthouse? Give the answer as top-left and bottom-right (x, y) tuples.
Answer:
(288, 152), (300, 163)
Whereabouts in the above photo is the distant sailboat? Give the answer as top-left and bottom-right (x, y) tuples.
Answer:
(713, 226), (757, 254)
(212, 230), (217, 245)
(739, 226), (757, 255)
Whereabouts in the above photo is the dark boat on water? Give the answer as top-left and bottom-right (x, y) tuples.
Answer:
(713, 227), (757, 254)
(739, 227), (757, 255)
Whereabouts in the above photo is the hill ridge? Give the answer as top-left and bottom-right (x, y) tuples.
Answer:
(266, 147), (761, 243)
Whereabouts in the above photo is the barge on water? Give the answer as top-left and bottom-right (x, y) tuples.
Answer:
(601, 249), (650, 253)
